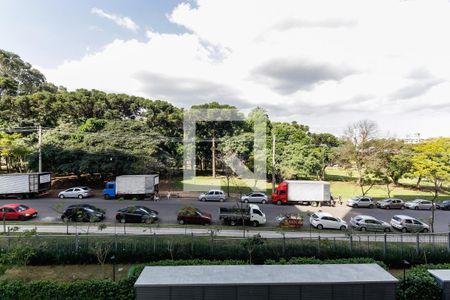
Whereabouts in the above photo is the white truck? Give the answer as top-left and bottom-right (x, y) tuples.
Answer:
(219, 204), (266, 227)
(271, 180), (333, 206)
(0, 172), (51, 199)
(103, 175), (159, 200)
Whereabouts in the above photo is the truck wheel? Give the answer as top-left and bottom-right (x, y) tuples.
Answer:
(277, 200), (282, 205)
(178, 219), (184, 225)
(230, 220), (237, 226)
(317, 224), (323, 230)
(78, 194), (83, 199)
(252, 221), (259, 227)
(16, 194), (23, 200)
(311, 202), (318, 207)
(104, 194), (110, 200)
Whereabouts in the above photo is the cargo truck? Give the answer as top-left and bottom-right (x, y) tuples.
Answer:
(219, 204), (266, 227)
(103, 175), (159, 200)
(0, 172), (51, 199)
(271, 180), (333, 206)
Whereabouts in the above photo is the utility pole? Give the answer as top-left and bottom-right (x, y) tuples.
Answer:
(272, 133), (276, 193)
(38, 125), (42, 172)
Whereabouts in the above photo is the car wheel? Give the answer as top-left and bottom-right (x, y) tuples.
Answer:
(384, 227), (391, 232)
(401, 206), (405, 210)
(277, 200), (282, 205)
(220, 198), (224, 202)
(18, 215), (25, 221)
(178, 219), (184, 225)
(59, 194), (65, 199)
(401, 227), (408, 233)
(61, 216), (68, 223)
(244, 199), (249, 203)
(144, 218), (152, 224)
(353, 204), (358, 208)
(261, 200), (267, 204)
(78, 194), (83, 199)
(201, 197), (206, 202)
(360, 227), (367, 232)
(120, 218), (126, 224)
(204, 221), (211, 226)
(414, 206), (419, 210)
(317, 224), (323, 230)
(230, 220), (237, 226)
(340, 225), (347, 231)
(385, 206), (390, 210)
(422, 228), (429, 233)
(369, 204), (374, 209)
(252, 221), (259, 227)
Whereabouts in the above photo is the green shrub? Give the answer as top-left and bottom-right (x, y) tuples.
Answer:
(396, 267), (442, 300)
(265, 256), (387, 269)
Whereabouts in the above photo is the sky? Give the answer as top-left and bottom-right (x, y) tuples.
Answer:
(1, 0), (449, 138)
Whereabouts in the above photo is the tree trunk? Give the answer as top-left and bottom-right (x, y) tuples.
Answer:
(430, 184), (438, 233)
(416, 176), (422, 188)
(212, 129), (216, 178)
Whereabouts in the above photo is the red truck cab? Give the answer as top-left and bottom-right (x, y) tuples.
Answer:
(271, 182), (288, 205)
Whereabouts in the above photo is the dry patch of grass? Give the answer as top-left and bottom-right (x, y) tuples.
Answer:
(0, 264), (132, 282)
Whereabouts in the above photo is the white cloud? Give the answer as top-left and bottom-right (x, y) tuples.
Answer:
(91, 7), (139, 32)
(43, 0), (450, 138)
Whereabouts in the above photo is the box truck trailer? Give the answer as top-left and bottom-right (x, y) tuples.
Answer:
(0, 172), (51, 199)
(271, 180), (333, 206)
(103, 175), (159, 200)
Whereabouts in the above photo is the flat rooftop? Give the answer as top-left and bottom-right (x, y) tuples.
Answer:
(429, 269), (450, 281)
(134, 264), (397, 287)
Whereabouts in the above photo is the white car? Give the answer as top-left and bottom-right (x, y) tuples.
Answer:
(309, 212), (348, 230)
(390, 215), (430, 233)
(404, 199), (433, 210)
(198, 190), (226, 202)
(350, 215), (391, 232)
(58, 186), (93, 199)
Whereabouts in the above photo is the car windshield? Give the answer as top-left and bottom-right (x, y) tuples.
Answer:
(15, 205), (29, 212)
(84, 208), (95, 213)
(351, 196), (359, 200)
(81, 187), (89, 191)
(139, 207), (155, 214)
(412, 199), (421, 203)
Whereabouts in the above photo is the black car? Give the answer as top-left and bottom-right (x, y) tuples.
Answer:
(437, 200), (450, 210)
(116, 206), (159, 224)
(61, 204), (105, 222)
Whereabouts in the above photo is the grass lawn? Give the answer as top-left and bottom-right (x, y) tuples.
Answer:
(167, 167), (449, 202)
(0, 264), (132, 282)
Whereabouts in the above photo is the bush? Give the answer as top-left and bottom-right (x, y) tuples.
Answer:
(396, 267), (442, 300)
(265, 256), (387, 269)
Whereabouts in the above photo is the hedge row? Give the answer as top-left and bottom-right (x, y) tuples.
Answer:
(1, 234), (449, 268)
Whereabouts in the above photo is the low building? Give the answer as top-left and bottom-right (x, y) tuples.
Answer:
(134, 264), (398, 300)
(429, 269), (450, 300)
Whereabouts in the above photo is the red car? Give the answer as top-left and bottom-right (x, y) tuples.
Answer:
(0, 204), (38, 220)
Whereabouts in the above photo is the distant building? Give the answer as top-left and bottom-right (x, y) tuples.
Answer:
(404, 133), (422, 144)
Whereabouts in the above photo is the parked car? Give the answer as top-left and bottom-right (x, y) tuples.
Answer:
(116, 206), (159, 224)
(61, 204), (105, 222)
(376, 198), (405, 210)
(347, 196), (375, 208)
(350, 215), (391, 232)
(198, 190), (226, 202)
(0, 204), (38, 220)
(309, 212), (347, 230)
(58, 186), (93, 199)
(240, 192), (268, 204)
(436, 200), (450, 210)
(404, 199), (433, 210)
(177, 207), (211, 225)
(390, 215), (430, 233)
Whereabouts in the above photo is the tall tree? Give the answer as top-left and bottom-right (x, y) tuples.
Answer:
(411, 138), (450, 232)
(0, 49), (46, 96)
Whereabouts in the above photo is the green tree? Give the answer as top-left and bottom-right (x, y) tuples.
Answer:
(411, 138), (450, 232)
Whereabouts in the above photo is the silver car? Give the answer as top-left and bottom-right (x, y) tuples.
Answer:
(347, 196), (375, 208)
(198, 190), (226, 202)
(240, 192), (268, 204)
(58, 187), (93, 199)
(404, 199), (433, 210)
(350, 215), (391, 232)
(390, 215), (430, 233)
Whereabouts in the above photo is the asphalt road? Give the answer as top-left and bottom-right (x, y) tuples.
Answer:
(1, 195), (449, 232)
